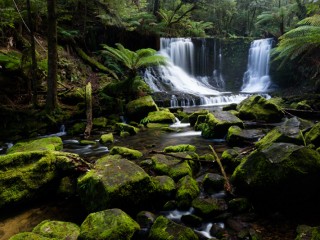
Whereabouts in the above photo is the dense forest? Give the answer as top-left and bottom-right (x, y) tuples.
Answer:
(1, 0), (320, 240)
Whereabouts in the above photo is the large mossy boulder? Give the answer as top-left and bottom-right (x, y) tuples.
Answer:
(231, 142), (320, 212)
(77, 155), (155, 213)
(255, 117), (313, 149)
(192, 197), (228, 218)
(237, 95), (284, 122)
(7, 136), (63, 154)
(226, 125), (265, 147)
(126, 95), (159, 122)
(9, 232), (54, 240)
(32, 220), (80, 239)
(114, 123), (139, 136)
(79, 208), (140, 240)
(201, 110), (244, 139)
(145, 110), (176, 124)
(150, 153), (195, 181)
(189, 109), (209, 127)
(305, 122), (320, 148)
(0, 151), (84, 210)
(99, 133), (114, 144)
(148, 216), (199, 240)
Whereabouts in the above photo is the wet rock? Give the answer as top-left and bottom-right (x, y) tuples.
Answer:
(152, 175), (176, 199)
(226, 125), (265, 147)
(237, 95), (284, 122)
(202, 173), (225, 194)
(164, 144), (196, 153)
(231, 142), (320, 212)
(255, 116), (313, 149)
(79, 208), (140, 240)
(7, 136), (63, 154)
(192, 197), (228, 218)
(114, 123), (139, 136)
(150, 153), (194, 181)
(0, 151), (84, 210)
(194, 115), (207, 131)
(136, 211), (156, 229)
(109, 146), (143, 159)
(126, 95), (159, 122)
(201, 110), (244, 139)
(221, 148), (242, 171)
(69, 122), (86, 136)
(93, 117), (108, 128)
(77, 155), (155, 212)
(210, 222), (227, 239)
(32, 220), (80, 239)
(176, 175), (200, 209)
(305, 122), (320, 148)
(99, 133), (114, 144)
(228, 198), (252, 214)
(144, 110), (176, 124)
(189, 109), (209, 127)
(8, 232), (53, 240)
(148, 215), (199, 240)
(181, 214), (203, 228)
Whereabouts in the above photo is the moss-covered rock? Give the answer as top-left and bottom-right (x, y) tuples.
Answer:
(163, 144), (196, 153)
(305, 122), (320, 148)
(256, 117), (313, 149)
(226, 125), (265, 147)
(32, 220), (80, 239)
(7, 137), (63, 154)
(145, 110), (176, 124)
(126, 95), (159, 122)
(100, 133), (114, 144)
(201, 110), (244, 139)
(192, 197), (228, 217)
(93, 117), (108, 128)
(148, 216), (198, 240)
(79, 208), (140, 240)
(295, 225), (320, 240)
(231, 143), (320, 212)
(77, 155), (155, 212)
(9, 232), (55, 240)
(202, 173), (225, 194)
(79, 140), (96, 145)
(221, 148), (242, 171)
(109, 146), (143, 159)
(136, 211), (156, 229)
(228, 198), (251, 214)
(0, 151), (85, 210)
(189, 109), (209, 127)
(114, 123), (139, 136)
(152, 175), (176, 198)
(194, 115), (207, 131)
(237, 95), (284, 122)
(68, 122), (86, 136)
(150, 153), (194, 181)
(176, 175), (200, 209)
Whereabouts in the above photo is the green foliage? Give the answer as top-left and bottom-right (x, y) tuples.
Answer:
(272, 14), (320, 68)
(0, 51), (21, 71)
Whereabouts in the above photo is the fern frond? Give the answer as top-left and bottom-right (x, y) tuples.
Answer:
(297, 14), (320, 26)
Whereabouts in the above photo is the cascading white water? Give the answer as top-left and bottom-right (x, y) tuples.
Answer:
(241, 38), (273, 93)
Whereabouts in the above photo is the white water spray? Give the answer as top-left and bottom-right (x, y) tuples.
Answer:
(241, 38), (273, 93)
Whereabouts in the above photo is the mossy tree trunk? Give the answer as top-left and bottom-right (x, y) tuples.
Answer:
(84, 82), (92, 139)
(46, 0), (58, 111)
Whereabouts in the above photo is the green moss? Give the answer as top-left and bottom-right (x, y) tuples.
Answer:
(192, 197), (226, 216)
(189, 110), (209, 127)
(7, 137), (63, 154)
(145, 110), (176, 124)
(79, 140), (97, 145)
(176, 175), (200, 209)
(9, 232), (55, 240)
(120, 131), (130, 138)
(163, 144), (196, 153)
(100, 133), (114, 144)
(115, 123), (139, 136)
(33, 220), (80, 239)
(109, 146), (143, 159)
(305, 122), (320, 147)
(93, 117), (108, 128)
(148, 216), (198, 240)
(296, 225), (320, 240)
(152, 175), (176, 194)
(69, 122), (86, 135)
(79, 208), (140, 240)
(126, 95), (159, 122)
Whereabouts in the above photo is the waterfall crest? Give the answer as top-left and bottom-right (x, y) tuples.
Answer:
(241, 38), (273, 93)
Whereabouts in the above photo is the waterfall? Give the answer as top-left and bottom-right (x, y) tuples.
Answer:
(241, 38), (273, 93)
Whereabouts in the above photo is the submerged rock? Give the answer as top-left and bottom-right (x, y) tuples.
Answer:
(7, 136), (63, 154)
(201, 110), (244, 139)
(32, 220), (80, 239)
(77, 155), (155, 212)
(148, 215), (199, 240)
(231, 142), (320, 212)
(126, 95), (159, 122)
(79, 208), (140, 240)
(237, 95), (284, 122)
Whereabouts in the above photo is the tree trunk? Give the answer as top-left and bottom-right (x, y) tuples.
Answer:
(46, 0), (58, 111)
(26, 0), (38, 107)
(84, 82), (92, 139)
